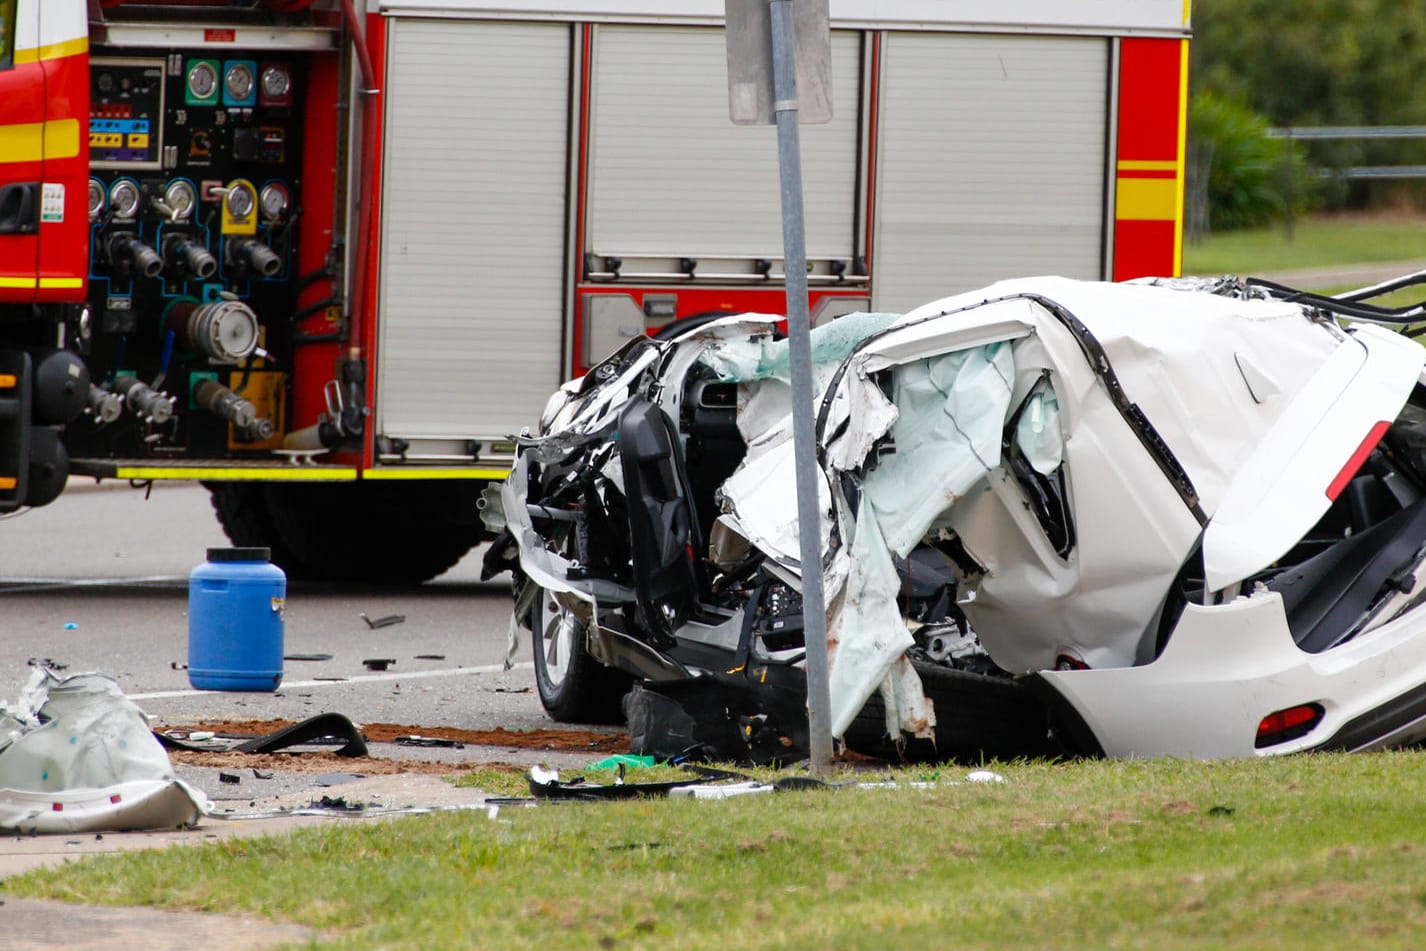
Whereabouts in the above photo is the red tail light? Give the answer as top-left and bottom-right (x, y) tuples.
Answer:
(1255, 702), (1325, 748)
(1326, 421), (1390, 502)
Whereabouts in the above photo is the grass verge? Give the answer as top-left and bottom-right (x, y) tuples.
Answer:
(9, 752), (1426, 948)
(1183, 212), (1426, 276)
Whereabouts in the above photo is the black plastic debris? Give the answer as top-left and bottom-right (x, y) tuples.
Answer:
(394, 735), (464, 749)
(156, 712), (368, 757)
(623, 678), (807, 766)
(169, 661), (188, 671)
(218, 772), (241, 785)
(27, 657), (68, 671)
(526, 763), (748, 801)
(414, 653), (446, 660)
(363, 658), (396, 671)
(310, 795), (365, 812)
(359, 613), (405, 629)
(231, 712), (369, 758)
(284, 653), (334, 662)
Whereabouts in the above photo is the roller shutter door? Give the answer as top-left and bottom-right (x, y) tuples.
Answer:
(376, 18), (569, 444)
(873, 33), (1109, 313)
(588, 25), (859, 269)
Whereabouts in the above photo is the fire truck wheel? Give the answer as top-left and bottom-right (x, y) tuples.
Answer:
(529, 582), (631, 724)
(261, 481), (484, 584)
(206, 482), (309, 576)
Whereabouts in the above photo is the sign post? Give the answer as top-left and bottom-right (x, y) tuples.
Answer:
(725, 0), (834, 774)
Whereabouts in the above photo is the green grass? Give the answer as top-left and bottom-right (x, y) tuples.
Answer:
(1183, 212), (1426, 276)
(11, 753), (1426, 948)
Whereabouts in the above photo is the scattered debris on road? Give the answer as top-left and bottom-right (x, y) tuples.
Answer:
(359, 613), (406, 630)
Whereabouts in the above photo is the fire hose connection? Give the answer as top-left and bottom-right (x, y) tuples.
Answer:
(163, 234), (218, 280)
(227, 238), (282, 278)
(193, 379), (274, 441)
(165, 298), (261, 364)
(86, 383), (123, 424)
(107, 233), (163, 280)
(110, 375), (175, 424)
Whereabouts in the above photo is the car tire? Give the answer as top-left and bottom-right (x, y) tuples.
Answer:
(843, 660), (1058, 764)
(530, 585), (631, 724)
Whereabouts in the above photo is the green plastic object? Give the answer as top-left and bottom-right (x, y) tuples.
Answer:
(588, 754), (658, 771)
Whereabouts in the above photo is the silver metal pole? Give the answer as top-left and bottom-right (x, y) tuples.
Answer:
(768, 0), (833, 774)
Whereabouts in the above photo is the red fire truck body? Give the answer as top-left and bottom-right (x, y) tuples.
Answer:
(0, 0), (1190, 581)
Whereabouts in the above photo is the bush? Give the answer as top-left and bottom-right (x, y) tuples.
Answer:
(1187, 91), (1318, 233)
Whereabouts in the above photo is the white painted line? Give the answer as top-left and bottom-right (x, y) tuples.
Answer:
(0, 575), (185, 590)
(130, 661), (535, 700)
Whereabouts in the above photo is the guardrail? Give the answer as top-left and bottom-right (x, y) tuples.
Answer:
(1270, 126), (1426, 180)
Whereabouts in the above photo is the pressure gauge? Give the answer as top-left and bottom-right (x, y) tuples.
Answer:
(164, 180), (197, 220)
(225, 182), (255, 219)
(224, 63), (254, 102)
(260, 65), (291, 100)
(108, 179), (141, 219)
(187, 61), (217, 101)
(88, 179), (106, 222)
(259, 182), (290, 221)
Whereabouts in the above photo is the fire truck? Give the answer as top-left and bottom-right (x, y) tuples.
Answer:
(0, 0), (1190, 582)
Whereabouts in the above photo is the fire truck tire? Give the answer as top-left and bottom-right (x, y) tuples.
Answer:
(842, 661), (1060, 764)
(260, 481), (484, 584)
(205, 482), (309, 577)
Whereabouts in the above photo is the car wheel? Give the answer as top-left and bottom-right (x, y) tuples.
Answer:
(531, 586), (631, 725)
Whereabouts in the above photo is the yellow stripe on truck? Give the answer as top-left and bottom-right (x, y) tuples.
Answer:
(362, 468), (511, 481)
(113, 466), (360, 482)
(0, 119), (81, 164)
(0, 277), (85, 289)
(13, 37), (89, 66)
(1115, 177), (1178, 221)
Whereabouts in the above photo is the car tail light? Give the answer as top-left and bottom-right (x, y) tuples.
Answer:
(1255, 702), (1325, 748)
(1326, 420), (1391, 501)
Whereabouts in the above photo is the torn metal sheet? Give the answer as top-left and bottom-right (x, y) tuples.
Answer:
(0, 669), (209, 833)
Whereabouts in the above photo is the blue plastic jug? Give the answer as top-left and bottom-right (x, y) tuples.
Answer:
(188, 547), (286, 691)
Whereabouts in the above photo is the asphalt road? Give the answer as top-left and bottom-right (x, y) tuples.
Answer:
(0, 479), (557, 734)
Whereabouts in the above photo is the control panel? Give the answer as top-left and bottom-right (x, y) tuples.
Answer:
(71, 50), (309, 460)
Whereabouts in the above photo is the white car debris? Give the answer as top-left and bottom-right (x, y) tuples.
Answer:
(0, 668), (209, 833)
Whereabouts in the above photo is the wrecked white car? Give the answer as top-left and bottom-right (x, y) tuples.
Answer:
(482, 274), (1426, 761)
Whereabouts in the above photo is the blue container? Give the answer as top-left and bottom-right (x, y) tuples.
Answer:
(188, 547), (286, 691)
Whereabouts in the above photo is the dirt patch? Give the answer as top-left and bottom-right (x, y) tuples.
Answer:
(168, 718), (628, 753)
(169, 749), (530, 776)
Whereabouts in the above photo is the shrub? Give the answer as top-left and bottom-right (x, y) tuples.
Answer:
(1187, 91), (1317, 232)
